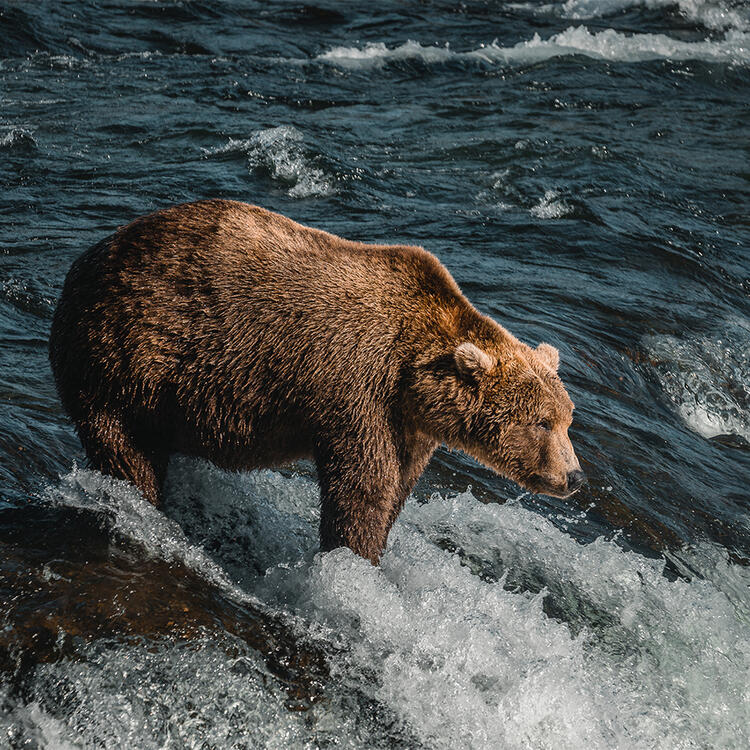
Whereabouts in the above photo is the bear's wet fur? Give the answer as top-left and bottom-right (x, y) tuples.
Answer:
(50, 199), (583, 563)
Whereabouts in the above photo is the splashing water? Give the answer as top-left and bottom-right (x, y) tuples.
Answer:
(5, 460), (747, 749)
(530, 190), (573, 219)
(203, 126), (337, 198)
(644, 320), (750, 443)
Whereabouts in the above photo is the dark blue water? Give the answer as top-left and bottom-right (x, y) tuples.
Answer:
(1, 1), (749, 747)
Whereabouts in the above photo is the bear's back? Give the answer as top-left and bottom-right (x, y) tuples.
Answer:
(51, 200), (474, 431)
(97, 199), (458, 316)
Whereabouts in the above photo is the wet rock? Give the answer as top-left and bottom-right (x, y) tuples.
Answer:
(0, 503), (329, 710)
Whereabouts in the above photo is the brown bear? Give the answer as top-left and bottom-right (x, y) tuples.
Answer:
(49, 199), (584, 564)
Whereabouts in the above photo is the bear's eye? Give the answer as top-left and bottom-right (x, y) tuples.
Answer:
(537, 420), (552, 431)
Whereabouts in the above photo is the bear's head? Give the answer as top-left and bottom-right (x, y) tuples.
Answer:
(413, 335), (585, 498)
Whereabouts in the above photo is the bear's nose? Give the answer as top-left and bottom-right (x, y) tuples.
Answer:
(566, 470), (586, 493)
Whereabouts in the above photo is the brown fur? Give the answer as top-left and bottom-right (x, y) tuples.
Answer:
(49, 199), (583, 564)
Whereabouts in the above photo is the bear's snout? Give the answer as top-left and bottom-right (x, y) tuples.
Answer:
(566, 469), (586, 494)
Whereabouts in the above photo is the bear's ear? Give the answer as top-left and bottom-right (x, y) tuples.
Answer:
(454, 342), (495, 381)
(536, 343), (559, 372)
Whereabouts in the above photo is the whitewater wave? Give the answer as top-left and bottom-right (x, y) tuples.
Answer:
(557, 0), (750, 32)
(476, 168), (575, 219)
(530, 189), (574, 219)
(0, 640), (326, 750)
(316, 26), (749, 68)
(203, 126), (336, 198)
(45, 467), (265, 605)
(18, 459), (749, 748)
(0, 126), (36, 149)
(644, 319), (750, 443)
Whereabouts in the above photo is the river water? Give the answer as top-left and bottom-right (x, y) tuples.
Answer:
(1, 1), (749, 747)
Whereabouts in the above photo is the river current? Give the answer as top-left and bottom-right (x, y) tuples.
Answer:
(1, 1), (749, 747)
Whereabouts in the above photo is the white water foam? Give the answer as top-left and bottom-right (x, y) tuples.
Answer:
(644, 319), (750, 442)
(18, 459), (749, 748)
(0, 126), (37, 149)
(0, 639), (357, 749)
(558, 0), (750, 32)
(476, 170), (573, 218)
(316, 26), (749, 68)
(530, 189), (573, 219)
(203, 125), (336, 198)
(45, 467), (264, 606)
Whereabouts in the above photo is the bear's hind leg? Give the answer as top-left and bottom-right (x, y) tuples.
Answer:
(74, 410), (167, 506)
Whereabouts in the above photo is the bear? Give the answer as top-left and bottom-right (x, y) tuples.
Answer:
(49, 199), (585, 564)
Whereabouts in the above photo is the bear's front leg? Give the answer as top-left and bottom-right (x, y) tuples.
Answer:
(315, 431), (401, 565)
